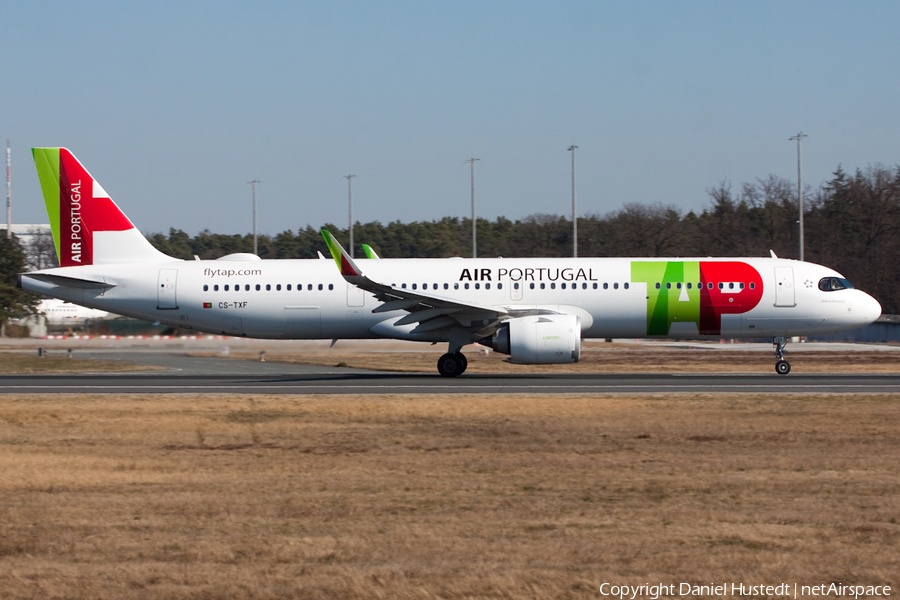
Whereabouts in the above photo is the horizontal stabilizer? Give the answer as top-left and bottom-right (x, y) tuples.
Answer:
(22, 272), (116, 289)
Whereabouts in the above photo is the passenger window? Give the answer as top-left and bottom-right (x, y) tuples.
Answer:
(485, 283), (490, 290)
(550, 283), (556, 289)
(561, 283), (566, 290)
(412, 284), (417, 290)
(498, 283), (502, 290)
(235, 286), (240, 293)
(676, 283), (682, 289)
(656, 282), (661, 289)
(686, 283), (692, 289)
(318, 284), (323, 291)
(582, 283), (587, 289)
(475, 283), (480, 290)
(465, 283), (470, 289)
(530, 283), (535, 289)
(256, 284), (261, 291)
(603, 283), (608, 290)
(214, 285), (219, 291)
(624, 283), (630, 290)
(614, 283), (619, 289)
(224, 284), (230, 291)
(433, 283), (438, 290)
(750, 282), (755, 290)
(328, 284), (333, 290)
(402, 283), (407, 289)
(739, 282), (744, 289)
(308, 284), (313, 291)
(514, 283), (520, 290)
(592, 283), (597, 289)
(708, 282), (713, 289)
(276, 284), (282, 291)
(444, 283), (449, 290)
(718, 283), (724, 290)
(728, 282), (734, 290)
(266, 284), (271, 291)
(540, 283), (546, 290)
(286, 284), (291, 291)
(454, 283), (459, 290)
(203, 284), (208, 291)
(245, 284), (250, 291)
(666, 283), (671, 289)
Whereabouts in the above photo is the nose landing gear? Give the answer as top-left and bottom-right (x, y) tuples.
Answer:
(773, 337), (791, 375)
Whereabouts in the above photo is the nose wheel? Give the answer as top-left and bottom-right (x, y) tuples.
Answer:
(437, 352), (468, 377)
(773, 337), (791, 375)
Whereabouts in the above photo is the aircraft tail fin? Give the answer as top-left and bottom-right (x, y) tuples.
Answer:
(32, 148), (173, 266)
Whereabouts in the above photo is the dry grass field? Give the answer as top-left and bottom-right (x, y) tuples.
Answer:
(0, 353), (158, 374)
(0, 392), (898, 599)
(215, 341), (900, 374)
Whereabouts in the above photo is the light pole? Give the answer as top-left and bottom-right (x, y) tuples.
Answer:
(344, 174), (356, 258)
(568, 145), (578, 257)
(465, 158), (480, 258)
(247, 180), (260, 255)
(6, 139), (11, 240)
(789, 132), (808, 261)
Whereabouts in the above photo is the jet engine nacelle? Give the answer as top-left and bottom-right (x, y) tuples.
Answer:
(490, 314), (581, 364)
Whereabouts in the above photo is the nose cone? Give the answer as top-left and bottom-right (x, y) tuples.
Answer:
(859, 292), (882, 325)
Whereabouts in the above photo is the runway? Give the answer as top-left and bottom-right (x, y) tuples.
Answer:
(3, 346), (900, 394)
(4, 355), (900, 395)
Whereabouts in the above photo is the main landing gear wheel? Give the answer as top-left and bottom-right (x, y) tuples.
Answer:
(437, 353), (467, 377)
(775, 360), (791, 375)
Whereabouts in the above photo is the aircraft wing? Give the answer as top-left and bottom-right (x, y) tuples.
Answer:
(321, 230), (510, 335)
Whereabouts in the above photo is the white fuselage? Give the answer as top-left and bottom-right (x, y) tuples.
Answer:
(21, 255), (882, 341)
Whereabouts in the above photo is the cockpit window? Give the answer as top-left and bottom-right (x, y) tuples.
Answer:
(818, 277), (854, 292)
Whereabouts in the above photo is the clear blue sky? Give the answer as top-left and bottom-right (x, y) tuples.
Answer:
(3, 1), (898, 236)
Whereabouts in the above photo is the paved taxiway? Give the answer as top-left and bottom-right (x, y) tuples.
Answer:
(3, 351), (900, 394)
(4, 340), (900, 394)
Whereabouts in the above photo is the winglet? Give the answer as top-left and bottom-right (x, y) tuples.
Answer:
(362, 244), (380, 259)
(320, 230), (363, 277)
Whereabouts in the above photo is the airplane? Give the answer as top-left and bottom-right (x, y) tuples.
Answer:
(18, 148), (882, 376)
(37, 298), (110, 326)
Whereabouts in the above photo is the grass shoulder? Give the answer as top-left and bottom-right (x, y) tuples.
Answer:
(0, 353), (162, 374)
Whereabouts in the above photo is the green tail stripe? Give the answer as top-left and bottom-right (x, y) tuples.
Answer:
(31, 148), (62, 263)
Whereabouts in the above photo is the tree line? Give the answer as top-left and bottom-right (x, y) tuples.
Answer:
(147, 165), (900, 313)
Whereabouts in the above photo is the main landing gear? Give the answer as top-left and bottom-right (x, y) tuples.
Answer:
(437, 352), (468, 377)
(773, 337), (791, 375)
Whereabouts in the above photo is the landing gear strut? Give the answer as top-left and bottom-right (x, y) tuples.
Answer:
(437, 352), (467, 377)
(773, 337), (791, 375)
